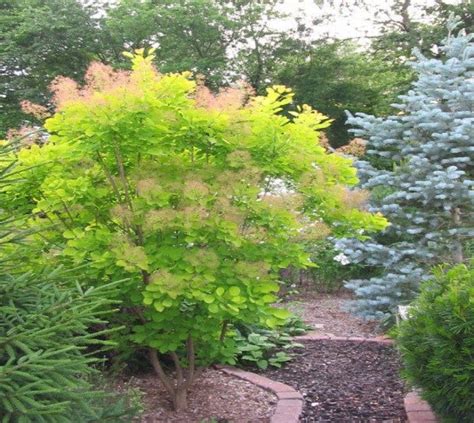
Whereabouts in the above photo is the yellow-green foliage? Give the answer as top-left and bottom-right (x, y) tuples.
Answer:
(5, 50), (387, 362)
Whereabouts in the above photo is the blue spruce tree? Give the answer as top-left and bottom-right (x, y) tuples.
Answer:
(336, 19), (474, 320)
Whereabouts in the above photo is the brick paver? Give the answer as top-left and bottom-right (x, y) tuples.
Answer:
(404, 391), (438, 422)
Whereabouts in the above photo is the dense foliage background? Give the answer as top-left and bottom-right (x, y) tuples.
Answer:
(1, 0), (472, 145)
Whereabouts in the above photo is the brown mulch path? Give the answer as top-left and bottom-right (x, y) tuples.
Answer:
(117, 368), (276, 422)
(283, 292), (381, 337)
(270, 291), (408, 421)
(263, 340), (408, 422)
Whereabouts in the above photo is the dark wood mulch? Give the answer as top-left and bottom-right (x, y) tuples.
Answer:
(262, 340), (408, 422)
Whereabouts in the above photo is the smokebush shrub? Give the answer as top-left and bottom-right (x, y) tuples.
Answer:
(6, 50), (387, 410)
(397, 263), (474, 422)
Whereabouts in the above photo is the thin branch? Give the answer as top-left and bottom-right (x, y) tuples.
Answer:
(36, 231), (62, 249)
(219, 321), (228, 342)
(148, 349), (176, 396)
(185, 335), (196, 389)
(52, 211), (74, 232)
(113, 145), (134, 212)
(170, 352), (184, 387)
(111, 144), (148, 246)
(60, 199), (75, 223)
(96, 151), (122, 202)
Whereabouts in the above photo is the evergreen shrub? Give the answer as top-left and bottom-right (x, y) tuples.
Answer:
(336, 20), (474, 319)
(0, 140), (136, 422)
(397, 263), (474, 422)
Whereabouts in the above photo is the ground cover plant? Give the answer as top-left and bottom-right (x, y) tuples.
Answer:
(4, 50), (388, 410)
(398, 263), (474, 422)
(336, 20), (474, 320)
(233, 315), (308, 370)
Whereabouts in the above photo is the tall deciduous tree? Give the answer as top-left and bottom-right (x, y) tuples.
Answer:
(372, 0), (474, 63)
(103, 0), (296, 90)
(0, 0), (102, 134)
(104, 0), (234, 86)
(1, 0), (296, 135)
(273, 42), (411, 146)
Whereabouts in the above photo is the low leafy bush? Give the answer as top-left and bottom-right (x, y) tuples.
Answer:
(397, 263), (474, 422)
(233, 316), (309, 370)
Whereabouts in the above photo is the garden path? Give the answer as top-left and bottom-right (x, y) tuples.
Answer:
(284, 292), (381, 338)
(272, 293), (409, 421)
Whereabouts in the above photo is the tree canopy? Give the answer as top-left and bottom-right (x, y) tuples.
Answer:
(2, 0), (468, 145)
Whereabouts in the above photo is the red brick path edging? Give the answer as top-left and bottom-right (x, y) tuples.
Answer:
(217, 366), (303, 423)
(295, 331), (394, 344)
(404, 391), (438, 423)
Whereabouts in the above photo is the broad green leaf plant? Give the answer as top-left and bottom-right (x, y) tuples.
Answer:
(7, 50), (387, 410)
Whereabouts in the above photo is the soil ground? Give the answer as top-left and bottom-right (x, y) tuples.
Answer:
(117, 368), (276, 422)
(117, 292), (404, 422)
(283, 291), (381, 337)
(267, 291), (408, 422)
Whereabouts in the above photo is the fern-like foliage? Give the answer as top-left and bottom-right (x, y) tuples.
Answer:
(0, 139), (133, 422)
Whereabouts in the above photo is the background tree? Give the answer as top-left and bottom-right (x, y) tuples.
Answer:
(1, 0), (295, 135)
(3, 0), (468, 143)
(273, 42), (411, 146)
(0, 0), (103, 134)
(103, 0), (296, 91)
(276, 0), (473, 146)
(336, 20), (474, 320)
(228, 0), (300, 92)
(103, 0), (234, 87)
(372, 0), (474, 63)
